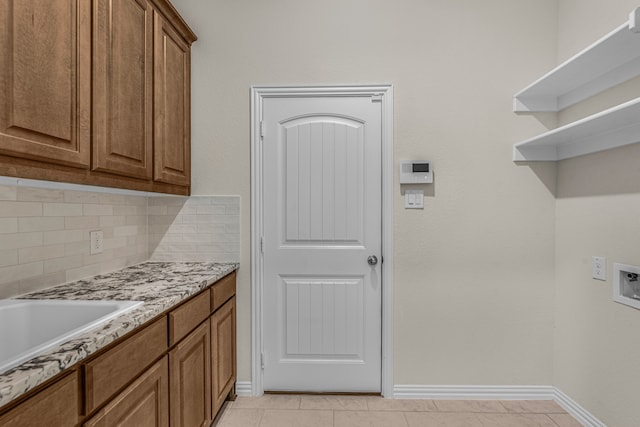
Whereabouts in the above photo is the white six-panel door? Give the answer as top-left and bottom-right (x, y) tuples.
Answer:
(262, 95), (382, 392)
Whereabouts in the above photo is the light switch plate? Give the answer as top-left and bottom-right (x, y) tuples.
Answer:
(404, 189), (424, 209)
(592, 256), (606, 281)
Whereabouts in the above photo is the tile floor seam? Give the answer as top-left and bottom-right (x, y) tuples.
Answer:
(545, 413), (561, 427)
(548, 413), (563, 427)
(257, 408), (264, 427)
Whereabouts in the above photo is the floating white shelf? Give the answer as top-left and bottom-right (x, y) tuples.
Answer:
(513, 97), (640, 161)
(513, 7), (640, 112)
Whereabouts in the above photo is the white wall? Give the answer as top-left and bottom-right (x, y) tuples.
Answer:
(173, 0), (558, 387)
(554, 1), (640, 426)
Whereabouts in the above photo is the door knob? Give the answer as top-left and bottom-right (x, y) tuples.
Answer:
(367, 255), (378, 266)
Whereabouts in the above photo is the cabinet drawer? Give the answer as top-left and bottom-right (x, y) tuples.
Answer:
(84, 356), (169, 427)
(168, 289), (210, 346)
(0, 371), (79, 427)
(84, 317), (167, 414)
(211, 272), (236, 312)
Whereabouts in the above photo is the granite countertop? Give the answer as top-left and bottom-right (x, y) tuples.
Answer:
(0, 261), (239, 409)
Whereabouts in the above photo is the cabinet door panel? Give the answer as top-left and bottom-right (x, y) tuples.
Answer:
(84, 356), (169, 427)
(0, 372), (79, 427)
(211, 297), (236, 415)
(93, 0), (153, 179)
(170, 321), (212, 427)
(154, 12), (191, 186)
(0, 0), (90, 167)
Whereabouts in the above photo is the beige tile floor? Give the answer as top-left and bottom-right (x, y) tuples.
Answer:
(215, 395), (584, 427)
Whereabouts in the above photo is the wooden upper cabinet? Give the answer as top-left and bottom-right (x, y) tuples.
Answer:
(0, 0), (90, 168)
(93, 0), (153, 180)
(153, 10), (191, 187)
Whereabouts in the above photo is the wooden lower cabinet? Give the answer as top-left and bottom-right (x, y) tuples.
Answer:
(0, 273), (237, 426)
(211, 297), (237, 415)
(169, 321), (212, 427)
(0, 371), (79, 427)
(84, 356), (169, 427)
(84, 317), (168, 414)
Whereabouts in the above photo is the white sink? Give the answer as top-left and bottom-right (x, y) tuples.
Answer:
(0, 299), (143, 374)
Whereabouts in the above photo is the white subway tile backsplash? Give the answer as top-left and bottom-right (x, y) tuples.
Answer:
(44, 254), (84, 274)
(0, 281), (20, 299)
(0, 249), (18, 268)
(0, 218), (18, 234)
(0, 185), (18, 200)
(98, 194), (129, 206)
(83, 204), (114, 216)
(0, 185), (239, 296)
(147, 205), (168, 215)
(0, 232), (43, 250)
(63, 190), (100, 204)
(112, 205), (138, 216)
(17, 187), (64, 202)
(18, 217), (65, 232)
(65, 263), (104, 283)
(19, 271), (66, 295)
(43, 229), (85, 245)
(0, 201), (42, 217)
(64, 240), (90, 256)
(99, 215), (127, 227)
(113, 225), (138, 237)
(43, 202), (83, 217)
(149, 196), (240, 263)
(65, 216), (100, 230)
(83, 249), (117, 266)
(103, 237), (128, 250)
(18, 244), (65, 263)
(195, 205), (227, 215)
(0, 185), (17, 201)
(0, 262), (44, 285)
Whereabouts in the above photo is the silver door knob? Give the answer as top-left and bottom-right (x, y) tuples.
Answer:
(367, 255), (378, 266)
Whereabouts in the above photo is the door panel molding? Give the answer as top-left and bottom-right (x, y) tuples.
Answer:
(250, 85), (394, 396)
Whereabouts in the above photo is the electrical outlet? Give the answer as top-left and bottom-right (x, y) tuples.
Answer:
(592, 256), (606, 281)
(90, 230), (104, 255)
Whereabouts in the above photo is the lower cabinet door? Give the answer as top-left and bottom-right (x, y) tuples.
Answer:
(169, 321), (212, 427)
(84, 356), (169, 427)
(0, 371), (79, 427)
(211, 297), (236, 415)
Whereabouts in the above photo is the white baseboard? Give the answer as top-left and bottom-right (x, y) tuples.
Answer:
(393, 384), (555, 400)
(393, 385), (606, 427)
(234, 381), (253, 397)
(553, 388), (606, 427)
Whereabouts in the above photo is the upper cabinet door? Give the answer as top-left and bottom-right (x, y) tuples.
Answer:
(0, 0), (90, 168)
(93, 0), (153, 180)
(154, 11), (191, 187)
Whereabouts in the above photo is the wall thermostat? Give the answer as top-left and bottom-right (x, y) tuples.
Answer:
(399, 161), (432, 184)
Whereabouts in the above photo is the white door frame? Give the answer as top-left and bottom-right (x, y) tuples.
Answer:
(250, 85), (394, 397)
